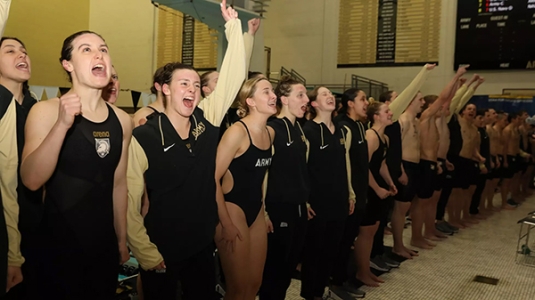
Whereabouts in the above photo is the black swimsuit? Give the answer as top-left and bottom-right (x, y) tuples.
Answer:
(224, 121), (272, 227)
(362, 129), (389, 226)
(34, 104), (122, 299)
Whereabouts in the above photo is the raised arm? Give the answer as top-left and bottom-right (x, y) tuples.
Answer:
(125, 137), (164, 270)
(0, 0), (11, 37)
(199, 1), (246, 126)
(244, 18), (260, 73)
(443, 74), (461, 110)
(454, 75), (485, 116)
(446, 79), (468, 123)
(390, 63), (435, 122)
(421, 66), (468, 120)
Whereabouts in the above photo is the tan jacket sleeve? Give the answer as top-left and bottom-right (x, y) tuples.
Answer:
(455, 86), (476, 114)
(126, 137), (164, 270)
(446, 84), (468, 123)
(0, 99), (24, 267)
(343, 126), (356, 201)
(244, 32), (254, 73)
(390, 65), (432, 122)
(198, 19), (246, 126)
(0, 0), (11, 37)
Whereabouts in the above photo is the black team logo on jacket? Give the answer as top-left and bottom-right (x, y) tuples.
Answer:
(94, 131), (111, 158)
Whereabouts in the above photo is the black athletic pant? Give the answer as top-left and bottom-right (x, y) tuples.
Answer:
(436, 186), (452, 221)
(300, 217), (345, 299)
(470, 175), (487, 215)
(330, 203), (365, 286)
(259, 202), (308, 300)
(27, 242), (119, 300)
(140, 244), (216, 300)
(371, 197), (392, 258)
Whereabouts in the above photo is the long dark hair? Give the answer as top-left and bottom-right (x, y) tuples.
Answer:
(339, 88), (362, 115)
(1, 38), (31, 94)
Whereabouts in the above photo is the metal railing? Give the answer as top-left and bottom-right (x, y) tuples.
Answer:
(290, 69), (306, 85)
(351, 75), (389, 100)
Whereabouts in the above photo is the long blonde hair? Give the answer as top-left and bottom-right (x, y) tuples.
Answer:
(237, 77), (270, 118)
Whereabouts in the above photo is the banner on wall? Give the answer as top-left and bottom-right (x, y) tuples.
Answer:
(44, 87), (59, 99)
(131, 91), (141, 110)
(29, 86), (44, 100)
(469, 95), (535, 116)
(149, 94), (156, 104)
(29, 86), (73, 100)
(59, 87), (70, 96)
(141, 92), (150, 107)
(141, 93), (156, 107)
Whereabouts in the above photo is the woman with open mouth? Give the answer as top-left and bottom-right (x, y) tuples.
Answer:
(0, 3), (45, 296)
(125, 1), (249, 299)
(20, 30), (132, 299)
(299, 86), (355, 300)
(102, 65), (120, 104)
(260, 75), (311, 300)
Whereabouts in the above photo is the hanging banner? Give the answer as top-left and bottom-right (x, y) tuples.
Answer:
(141, 92), (151, 107)
(148, 94), (157, 104)
(59, 87), (70, 96)
(44, 87), (59, 100)
(29, 86), (44, 100)
(469, 95), (535, 116)
(131, 91), (141, 110)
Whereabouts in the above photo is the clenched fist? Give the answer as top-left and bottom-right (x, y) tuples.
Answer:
(57, 94), (82, 129)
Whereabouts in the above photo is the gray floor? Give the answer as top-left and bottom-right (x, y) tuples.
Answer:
(283, 194), (535, 300)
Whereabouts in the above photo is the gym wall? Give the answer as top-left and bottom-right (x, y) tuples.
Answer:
(89, 0), (156, 107)
(4, 0), (90, 89)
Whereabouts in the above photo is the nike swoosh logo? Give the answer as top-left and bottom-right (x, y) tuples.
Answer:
(287, 141), (294, 147)
(320, 144), (329, 150)
(163, 143), (176, 152)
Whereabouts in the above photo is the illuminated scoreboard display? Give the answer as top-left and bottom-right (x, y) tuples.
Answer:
(454, 0), (535, 70)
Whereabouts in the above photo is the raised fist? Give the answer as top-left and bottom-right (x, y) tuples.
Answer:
(425, 63), (437, 70)
(57, 94), (82, 128)
(221, 0), (238, 22)
(248, 18), (261, 35)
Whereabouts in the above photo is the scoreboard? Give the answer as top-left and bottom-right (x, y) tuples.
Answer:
(454, 0), (535, 70)
(337, 0), (441, 68)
